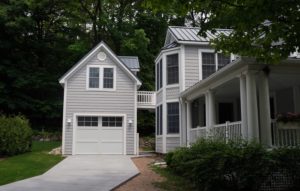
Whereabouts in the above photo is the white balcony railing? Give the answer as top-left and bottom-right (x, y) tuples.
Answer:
(137, 91), (156, 109)
(189, 121), (242, 144)
(272, 121), (300, 147)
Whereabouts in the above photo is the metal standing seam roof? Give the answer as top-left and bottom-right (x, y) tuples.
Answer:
(169, 26), (232, 42)
(118, 56), (140, 70)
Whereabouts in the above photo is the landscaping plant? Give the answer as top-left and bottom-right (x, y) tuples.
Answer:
(166, 139), (300, 191)
(0, 115), (33, 156)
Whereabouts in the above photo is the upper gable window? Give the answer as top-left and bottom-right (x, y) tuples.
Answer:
(103, 68), (114, 89)
(89, 67), (100, 88)
(87, 66), (115, 90)
(167, 54), (179, 85)
(201, 52), (231, 79)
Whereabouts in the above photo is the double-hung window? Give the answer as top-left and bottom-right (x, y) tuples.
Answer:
(103, 68), (114, 89)
(156, 59), (163, 91)
(201, 52), (231, 79)
(87, 66), (115, 90)
(202, 53), (215, 79)
(89, 67), (100, 88)
(167, 54), (179, 85)
(156, 105), (163, 135)
(167, 102), (179, 134)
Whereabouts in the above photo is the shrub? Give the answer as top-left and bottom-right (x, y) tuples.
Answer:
(32, 130), (62, 141)
(0, 115), (33, 156)
(166, 139), (300, 191)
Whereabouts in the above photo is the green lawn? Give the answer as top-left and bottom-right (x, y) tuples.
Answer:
(0, 141), (64, 186)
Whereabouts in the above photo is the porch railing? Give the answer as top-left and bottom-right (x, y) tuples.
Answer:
(272, 121), (300, 146)
(137, 91), (156, 109)
(190, 126), (207, 143)
(189, 121), (242, 144)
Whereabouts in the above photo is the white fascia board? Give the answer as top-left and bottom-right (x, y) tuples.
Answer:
(179, 41), (210, 45)
(155, 47), (180, 63)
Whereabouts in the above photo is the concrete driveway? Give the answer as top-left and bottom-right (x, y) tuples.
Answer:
(0, 155), (139, 191)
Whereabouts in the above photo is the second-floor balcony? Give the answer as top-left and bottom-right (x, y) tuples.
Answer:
(137, 91), (156, 109)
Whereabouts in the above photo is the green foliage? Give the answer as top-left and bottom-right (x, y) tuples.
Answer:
(166, 139), (300, 191)
(147, 0), (300, 63)
(0, 0), (183, 131)
(0, 115), (33, 156)
(0, 141), (63, 185)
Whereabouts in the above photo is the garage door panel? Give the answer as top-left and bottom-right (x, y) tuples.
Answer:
(76, 129), (99, 140)
(101, 142), (123, 154)
(75, 142), (99, 154)
(101, 129), (123, 140)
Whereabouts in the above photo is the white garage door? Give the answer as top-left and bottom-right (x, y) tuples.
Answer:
(74, 116), (124, 154)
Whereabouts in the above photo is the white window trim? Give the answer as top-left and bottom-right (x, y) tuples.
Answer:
(198, 49), (231, 81)
(198, 49), (215, 81)
(86, 65), (116, 91)
(166, 101), (180, 135)
(156, 59), (163, 91)
(165, 51), (180, 86)
(102, 66), (116, 91)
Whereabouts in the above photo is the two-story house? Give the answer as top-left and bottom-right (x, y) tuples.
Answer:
(155, 26), (300, 153)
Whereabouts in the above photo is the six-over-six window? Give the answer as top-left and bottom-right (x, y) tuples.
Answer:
(87, 66), (115, 90)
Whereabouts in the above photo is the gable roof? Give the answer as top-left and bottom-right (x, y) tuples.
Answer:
(165, 26), (232, 45)
(59, 41), (142, 86)
(118, 56), (140, 70)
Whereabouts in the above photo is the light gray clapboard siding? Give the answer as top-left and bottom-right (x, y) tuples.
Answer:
(166, 86), (179, 100)
(166, 137), (180, 152)
(184, 45), (214, 89)
(156, 90), (163, 104)
(64, 48), (135, 155)
(156, 137), (163, 153)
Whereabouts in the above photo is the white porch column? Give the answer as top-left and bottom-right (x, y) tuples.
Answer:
(258, 72), (272, 146)
(207, 90), (216, 127)
(246, 72), (259, 141)
(239, 75), (248, 139)
(186, 101), (192, 146)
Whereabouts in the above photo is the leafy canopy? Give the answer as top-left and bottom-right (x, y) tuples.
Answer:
(146, 0), (300, 63)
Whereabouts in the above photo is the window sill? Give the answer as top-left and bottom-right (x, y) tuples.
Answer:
(166, 134), (180, 137)
(156, 88), (163, 94)
(86, 88), (116, 91)
(166, 84), (179, 89)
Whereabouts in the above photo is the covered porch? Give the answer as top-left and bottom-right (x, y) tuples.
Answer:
(181, 58), (300, 147)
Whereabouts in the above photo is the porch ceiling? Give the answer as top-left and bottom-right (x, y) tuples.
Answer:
(269, 73), (300, 91)
(214, 78), (240, 98)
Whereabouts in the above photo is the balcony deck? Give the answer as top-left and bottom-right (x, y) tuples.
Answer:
(137, 91), (156, 110)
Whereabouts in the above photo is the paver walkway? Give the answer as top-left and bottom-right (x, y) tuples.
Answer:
(0, 155), (139, 191)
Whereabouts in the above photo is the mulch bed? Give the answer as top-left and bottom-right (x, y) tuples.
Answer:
(114, 155), (165, 191)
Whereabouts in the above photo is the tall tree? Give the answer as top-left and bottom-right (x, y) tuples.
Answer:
(146, 0), (300, 63)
